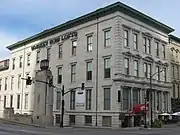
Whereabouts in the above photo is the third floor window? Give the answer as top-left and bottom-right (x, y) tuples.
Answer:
(162, 44), (166, 58)
(86, 61), (92, 81)
(144, 63), (151, 78)
(72, 40), (77, 56)
(87, 35), (92, 52)
(58, 44), (63, 59)
(12, 58), (15, 70)
(124, 58), (129, 75)
(27, 54), (30, 66)
(143, 37), (151, 54)
(133, 33), (138, 50)
(104, 30), (110, 47)
(155, 42), (159, 57)
(124, 30), (129, 47)
(104, 58), (111, 78)
(19, 56), (22, 68)
(57, 67), (62, 84)
(156, 66), (160, 81)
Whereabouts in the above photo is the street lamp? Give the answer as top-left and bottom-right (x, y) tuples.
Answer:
(149, 69), (165, 127)
(144, 92), (147, 128)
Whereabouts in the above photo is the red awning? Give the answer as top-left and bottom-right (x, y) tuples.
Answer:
(133, 104), (148, 113)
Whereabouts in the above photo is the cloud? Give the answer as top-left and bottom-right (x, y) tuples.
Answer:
(0, 31), (19, 60)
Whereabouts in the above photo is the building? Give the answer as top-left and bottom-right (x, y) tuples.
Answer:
(169, 35), (180, 112)
(0, 2), (175, 127)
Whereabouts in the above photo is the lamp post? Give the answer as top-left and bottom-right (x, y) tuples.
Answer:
(40, 59), (49, 115)
(149, 69), (165, 127)
(144, 92), (147, 128)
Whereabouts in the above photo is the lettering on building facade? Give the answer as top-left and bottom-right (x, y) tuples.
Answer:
(31, 31), (78, 50)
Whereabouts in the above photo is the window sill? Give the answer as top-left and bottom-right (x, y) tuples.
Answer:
(133, 49), (139, 52)
(104, 77), (111, 80)
(143, 52), (152, 56)
(104, 46), (111, 49)
(124, 46), (130, 49)
(86, 80), (92, 83)
(86, 50), (92, 53)
(156, 56), (160, 59)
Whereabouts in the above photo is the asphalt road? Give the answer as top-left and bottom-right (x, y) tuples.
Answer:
(0, 123), (179, 135)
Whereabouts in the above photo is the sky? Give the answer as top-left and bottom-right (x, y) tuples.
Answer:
(0, 0), (179, 60)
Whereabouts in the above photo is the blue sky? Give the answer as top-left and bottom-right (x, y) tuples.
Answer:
(0, 0), (179, 60)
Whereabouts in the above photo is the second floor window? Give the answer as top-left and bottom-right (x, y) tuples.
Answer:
(72, 40), (77, 56)
(87, 35), (92, 51)
(27, 54), (30, 66)
(71, 64), (76, 82)
(156, 66), (160, 81)
(124, 58), (129, 75)
(58, 44), (63, 58)
(10, 95), (13, 108)
(163, 68), (167, 82)
(86, 61), (92, 81)
(36, 51), (40, 63)
(104, 58), (111, 78)
(5, 78), (7, 90)
(143, 37), (151, 54)
(162, 44), (166, 58)
(133, 60), (138, 77)
(18, 75), (21, 89)
(57, 67), (62, 84)
(11, 77), (14, 90)
(155, 42), (159, 57)
(144, 63), (151, 78)
(124, 30), (129, 47)
(12, 58), (15, 70)
(19, 56), (22, 68)
(86, 89), (92, 110)
(24, 94), (28, 109)
(133, 33), (138, 50)
(17, 95), (20, 109)
(56, 92), (61, 110)
(104, 88), (111, 110)
(4, 96), (6, 108)
(104, 30), (110, 47)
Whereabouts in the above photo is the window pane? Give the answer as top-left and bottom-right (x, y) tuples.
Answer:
(104, 88), (110, 110)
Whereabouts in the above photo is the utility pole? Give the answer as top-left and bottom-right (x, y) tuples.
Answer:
(60, 85), (64, 128)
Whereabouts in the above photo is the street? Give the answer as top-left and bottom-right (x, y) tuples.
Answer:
(0, 123), (179, 135)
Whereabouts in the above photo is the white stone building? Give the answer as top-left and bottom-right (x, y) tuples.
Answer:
(0, 2), (175, 127)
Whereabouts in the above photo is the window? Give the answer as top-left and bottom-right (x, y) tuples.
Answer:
(163, 92), (168, 112)
(143, 37), (151, 54)
(162, 44), (166, 58)
(87, 35), (92, 51)
(36, 51), (40, 63)
(58, 44), (63, 58)
(47, 48), (51, 61)
(104, 58), (111, 78)
(133, 60), (138, 77)
(26, 73), (29, 87)
(123, 87), (130, 110)
(86, 89), (91, 110)
(85, 116), (92, 126)
(72, 40), (77, 56)
(102, 116), (111, 127)
(56, 114), (61, 124)
(173, 84), (176, 98)
(157, 92), (161, 111)
(144, 63), (151, 78)
(0, 79), (1, 91)
(118, 91), (121, 102)
(86, 62), (92, 81)
(70, 90), (75, 110)
(69, 115), (75, 125)
(12, 58), (15, 70)
(57, 67), (62, 84)
(124, 58), (129, 75)
(18, 75), (21, 89)
(133, 89), (139, 104)
(133, 33), (138, 50)
(5, 77), (7, 90)
(24, 94), (28, 109)
(178, 85), (180, 99)
(19, 56), (22, 68)
(11, 76), (14, 90)
(4, 96), (6, 108)
(71, 64), (76, 82)
(17, 95), (20, 109)
(10, 95), (13, 108)
(172, 65), (175, 78)
(104, 88), (111, 110)
(56, 92), (61, 110)
(177, 66), (179, 79)
(156, 66), (160, 81)
(27, 54), (30, 66)
(124, 30), (129, 47)
(162, 68), (167, 82)
(104, 30), (110, 47)
(155, 42), (159, 56)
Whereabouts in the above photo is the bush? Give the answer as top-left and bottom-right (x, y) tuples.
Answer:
(152, 119), (163, 128)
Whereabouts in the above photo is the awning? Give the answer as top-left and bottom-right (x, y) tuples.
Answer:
(133, 104), (148, 113)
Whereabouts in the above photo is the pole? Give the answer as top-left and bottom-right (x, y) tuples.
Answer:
(144, 95), (147, 128)
(150, 75), (153, 127)
(60, 85), (64, 128)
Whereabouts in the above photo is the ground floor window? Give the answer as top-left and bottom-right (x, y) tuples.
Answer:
(85, 115), (92, 126)
(69, 115), (75, 125)
(102, 116), (111, 127)
(55, 114), (61, 124)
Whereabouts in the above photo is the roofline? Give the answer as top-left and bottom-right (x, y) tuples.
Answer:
(7, 1), (174, 51)
(169, 35), (180, 43)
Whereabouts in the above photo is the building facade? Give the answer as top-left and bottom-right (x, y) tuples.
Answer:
(0, 2), (176, 127)
(169, 35), (180, 112)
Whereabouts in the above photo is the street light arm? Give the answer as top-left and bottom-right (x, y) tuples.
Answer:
(151, 69), (164, 78)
